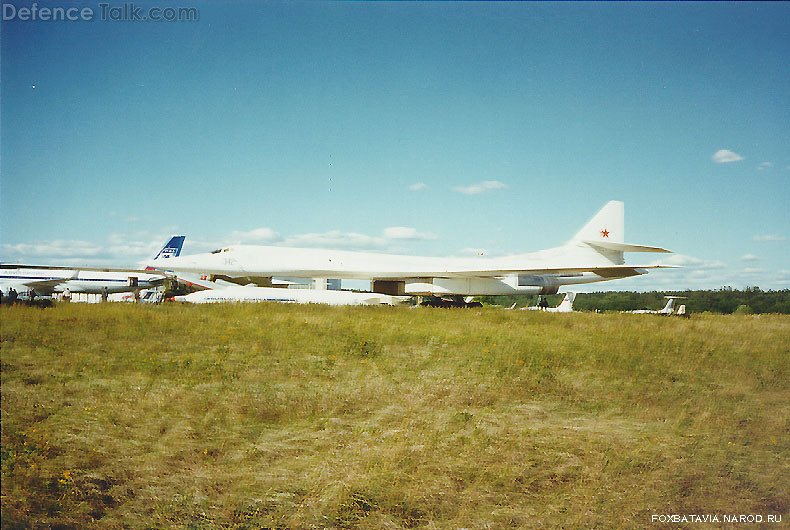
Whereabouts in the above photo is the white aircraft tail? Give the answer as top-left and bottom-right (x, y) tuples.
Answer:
(556, 291), (576, 312)
(570, 201), (670, 265)
(151, 236), (185, 262)
(571, 200), (624, 244)
(659, 296), (685, 315)
(146, 236), (186, 271)
(659, 298), (675, 314)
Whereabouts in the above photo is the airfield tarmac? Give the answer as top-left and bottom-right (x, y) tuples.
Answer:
(2, 303), (788, 528)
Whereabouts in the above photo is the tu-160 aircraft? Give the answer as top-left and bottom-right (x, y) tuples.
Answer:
(1, 236), (184, 299)
(149, 201), (672, 305)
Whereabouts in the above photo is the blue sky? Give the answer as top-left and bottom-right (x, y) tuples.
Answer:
(2, 1), (788, 291)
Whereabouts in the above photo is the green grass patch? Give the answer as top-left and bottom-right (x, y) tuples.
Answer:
(2, 303), (788, 528)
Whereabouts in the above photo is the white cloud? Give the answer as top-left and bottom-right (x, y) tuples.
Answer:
(452, 180), (507, 195)
(662, 253), (726, 269)
(282, 231), (387, 249)
(408, 182), (427, 191)
(1, 231), (190, 268)
(753, 234), (786, 242)
(630, 251), (790, 291)
(712, 149), (744, 163)
(112, 240), (163, 260)
(382, 227), (437, 240)
(757, 162), (773, 170)
(229, 227), (280, 244)
(281, 226), (438, 249)
(3, 240), (103, 259)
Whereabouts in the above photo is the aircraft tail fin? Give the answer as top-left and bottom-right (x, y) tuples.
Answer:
(660, 296), (686, 315)
(571, 200), (624, 244)
(570, 201), (671, 265)
(660, 298), (675, 314)
(151, 236), (185, 262)
(522, 292), (577, 312)
(557, 291), (576, 312)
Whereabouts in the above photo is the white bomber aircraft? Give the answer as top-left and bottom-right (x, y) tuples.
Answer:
(150, 201), (672, 299)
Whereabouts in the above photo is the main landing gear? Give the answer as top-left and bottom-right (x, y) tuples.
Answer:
(419, 296), (483, 308)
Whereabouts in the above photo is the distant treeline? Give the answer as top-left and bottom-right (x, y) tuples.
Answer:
(478, 287), (790, 314)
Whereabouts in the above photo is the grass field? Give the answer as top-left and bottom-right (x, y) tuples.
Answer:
(2, 303), (788, 529)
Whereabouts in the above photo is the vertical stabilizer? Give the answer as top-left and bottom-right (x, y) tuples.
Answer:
(556, 292), (576, 312)
(659, 297), (684, 315)
(571, 200), (624, 244)
(659, 298), (674, 314)
(151, 236), (186, 262)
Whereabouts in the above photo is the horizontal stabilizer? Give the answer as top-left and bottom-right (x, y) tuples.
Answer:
(583, 240), (671, 253)
(592, 267), (643, 279)
(448, 263), (677, 278)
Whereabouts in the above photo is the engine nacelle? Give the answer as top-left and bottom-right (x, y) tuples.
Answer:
(405, 278), (514, 296)
(403, 277), (559, 296)
(517, 275), (560, 295)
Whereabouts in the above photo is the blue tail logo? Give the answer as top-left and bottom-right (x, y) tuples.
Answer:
(152, 236), (185, 261)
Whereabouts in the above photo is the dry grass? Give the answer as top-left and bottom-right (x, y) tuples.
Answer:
(2, 303), (788, 528)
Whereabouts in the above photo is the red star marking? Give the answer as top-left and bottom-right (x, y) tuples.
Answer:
(601, 228), (610, 238)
